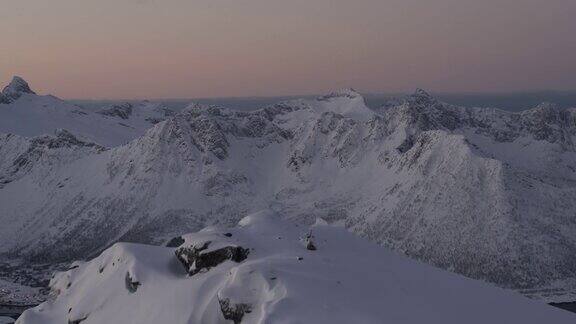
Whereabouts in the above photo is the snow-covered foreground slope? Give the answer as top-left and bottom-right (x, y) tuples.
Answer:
(16, 212), (575, 324)
(1, 84), (576, 304)
(0, 77), (174, 147)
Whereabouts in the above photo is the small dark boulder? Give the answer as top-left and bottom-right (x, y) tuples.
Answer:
(218, 297), (252, 324)
(306, 240), (317, 251)
(175, 241), (249, 276)
(125, 272), (141, 293)
(305, 231), (317, 251)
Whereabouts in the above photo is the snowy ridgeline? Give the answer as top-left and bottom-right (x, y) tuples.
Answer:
(0, 77), (175, 148)
(15, 211), (576, 324)
(2, 76), (576, 305)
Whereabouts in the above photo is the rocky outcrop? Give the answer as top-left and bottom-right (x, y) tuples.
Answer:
(218, 297), (252, 324)
(165, 236), (185, 248)
(0, 92), (9, 104)
(68, 315), (88, 324)
(175, 242), (249, 276)
(97, 103), (133, 119)
(125, 272), (140, 293)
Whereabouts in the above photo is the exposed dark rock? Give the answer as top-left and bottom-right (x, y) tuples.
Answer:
(0, 92), (9, 104)
(97, 103), (133, 119)
(189, 117), (230, 160)
(305, 232), (317, 251)
(218, 297), (252, 324)
(125, 272), (140, 293)
(166, 236), (185, 248)
(145, 117), (164, 124)
(396, 135), (415, 153)
(306, 241), (317, 251)
(550, 301), (576, 314)
(68, 315), (88, 324)
(175, 241), (249, 276)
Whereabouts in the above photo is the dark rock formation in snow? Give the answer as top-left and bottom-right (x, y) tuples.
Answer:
(175, 242), (249, 276)
(218, 297), (252, 324)
(165, 236), (185, 248)
(124, 272), (140, 293)
(97, 103), (133, 119)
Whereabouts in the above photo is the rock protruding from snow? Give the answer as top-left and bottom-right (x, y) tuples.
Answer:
(175, 241), (249, 276)
(218, 297), (252, 324)
(124, 272), (140, 293)
(1, 76), (36, 103)
(97, 103), (133, 119)
(0, 92), (9, 104)
(16, 211), (576, 324)
(165, 236), (185, 248)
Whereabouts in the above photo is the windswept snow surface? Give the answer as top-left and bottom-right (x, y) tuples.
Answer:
(16, 212), (576, 324)
(0, 77), (174, 147)
(1, 78), (576, 303)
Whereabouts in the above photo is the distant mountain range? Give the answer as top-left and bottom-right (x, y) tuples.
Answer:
(69, 90), (576, 114)
(1, 76), (576, 305)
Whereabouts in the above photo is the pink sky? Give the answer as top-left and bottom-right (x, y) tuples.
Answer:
(1, 0), (575, 99)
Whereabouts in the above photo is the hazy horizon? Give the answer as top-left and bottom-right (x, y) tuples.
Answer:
(2, 0), (576, 99)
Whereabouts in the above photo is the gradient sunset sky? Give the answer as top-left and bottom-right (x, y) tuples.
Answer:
(1, 0), (575, 99)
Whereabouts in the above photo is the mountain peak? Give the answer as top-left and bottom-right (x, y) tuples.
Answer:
(317, 88), (361, 101)
(314, 88), (373, 119)
(405, 88), (438, 107)
(2, 76), (36, 102)
(413, 88), (432, 98)
(533, 102), (561, 111)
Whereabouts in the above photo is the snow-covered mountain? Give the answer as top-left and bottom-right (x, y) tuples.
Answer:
(15, 211), (576, 324)
(0, 77), (174, 147)
(1, 80), (576, 305)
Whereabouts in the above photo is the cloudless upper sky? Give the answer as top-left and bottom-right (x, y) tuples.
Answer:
(1, 0), (575, 99)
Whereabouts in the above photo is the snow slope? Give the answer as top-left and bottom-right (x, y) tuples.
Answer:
(0, 77), (174, 147)
(1, 86), (576, 303)
(16, 211), (576, 324)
